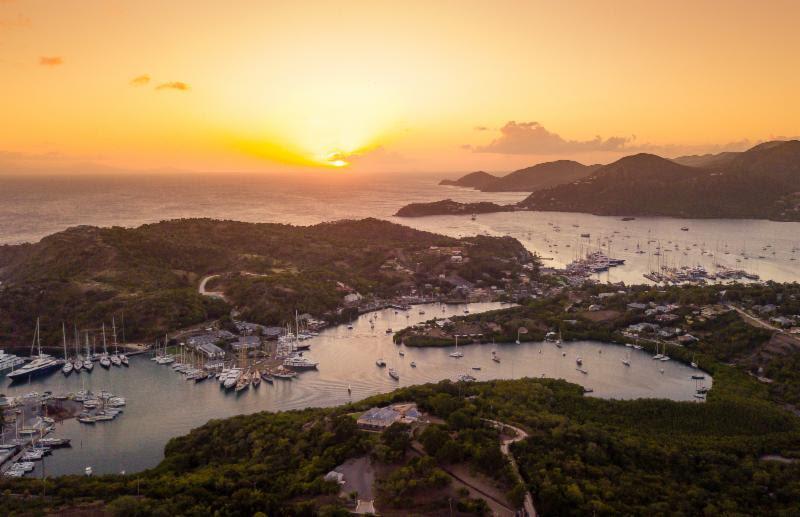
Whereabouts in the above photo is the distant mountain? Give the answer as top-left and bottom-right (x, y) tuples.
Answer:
(395, 199), (512, 217)
(482, 160), (600, 192)
(439, 171), (498, 189)
(672, 151), (740, 168)
(440, 160), (599, 192)
(519, 140), (800, 220)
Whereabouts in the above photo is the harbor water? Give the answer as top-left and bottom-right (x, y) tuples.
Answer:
(2, 302), (710, 477)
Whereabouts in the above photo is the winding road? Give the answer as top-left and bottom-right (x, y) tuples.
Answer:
(198, 274), (228, 302)
(486, 419), (537, 517)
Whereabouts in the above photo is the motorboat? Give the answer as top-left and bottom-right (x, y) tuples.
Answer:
(283, 355), (319, 370)
(388, 368), (400, 380)
(375, 358), (386, 367)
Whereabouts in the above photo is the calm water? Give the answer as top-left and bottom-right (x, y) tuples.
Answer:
(1, 174), (797, 283)
(2, 302), (709, 476)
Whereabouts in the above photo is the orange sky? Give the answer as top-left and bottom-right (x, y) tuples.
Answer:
(1, 0), (799, 174)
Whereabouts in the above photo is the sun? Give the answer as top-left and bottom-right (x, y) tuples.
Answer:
(331, 159), (348, 167)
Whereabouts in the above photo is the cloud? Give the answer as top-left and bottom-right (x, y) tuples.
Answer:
(39, 56), (63, 67)
(129, 74), (150, 86)
(469, 122), (792, 158)
(474, 126), (489, 131)
(473, 121), (632, 154)
(155, 81), (190, 91)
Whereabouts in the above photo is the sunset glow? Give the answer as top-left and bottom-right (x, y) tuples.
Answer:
(2, 1), (799, 174)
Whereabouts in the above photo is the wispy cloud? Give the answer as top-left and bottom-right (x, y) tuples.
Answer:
(155, 81), (190, 92)
(39, 56), (63, 67)
(129, 74), (150, 86)
(474, 125), (489, 131)
(471, 121), (631, 154)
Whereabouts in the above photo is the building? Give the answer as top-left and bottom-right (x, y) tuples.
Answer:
(263, 326), (285, 340)
(232, 335), (261, 351)
(186, 330), (236, 349)
(343, 292), (363, 305)
(195, 342), (225, 359)
(356, 403), (422, 431)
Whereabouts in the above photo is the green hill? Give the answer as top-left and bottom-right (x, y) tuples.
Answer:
(0, 218), (531, 351)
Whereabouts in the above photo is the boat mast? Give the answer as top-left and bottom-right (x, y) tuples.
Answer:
(112, 317), (118, 354)
(36, 317), (42, 357)
(102, 323), (108, 355)
(62, 322), (68, 360)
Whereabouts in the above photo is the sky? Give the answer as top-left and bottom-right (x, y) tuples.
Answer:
(1, 0), (799, 175)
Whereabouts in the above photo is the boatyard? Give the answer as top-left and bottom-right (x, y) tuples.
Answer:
(0, 388), (126, 478)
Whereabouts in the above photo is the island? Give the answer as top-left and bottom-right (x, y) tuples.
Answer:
(400, 140), (800, 221)
(394, 199), (515, 218)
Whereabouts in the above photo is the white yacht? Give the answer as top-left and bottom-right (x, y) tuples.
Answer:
(7, 319), (62, 381)
(388, 368), (400, 380)
(0, 350), (24, 373)
(283, 355), (319, 370)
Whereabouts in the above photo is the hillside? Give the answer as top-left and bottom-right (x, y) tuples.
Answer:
(439, 170), (498, 189)
(440, 160), (599, 192)
(672, 150), (740, 168)
(519, 140), (800, 220)
(394, 199), (514, 217)
(482, 160), (600, 192)
(0, 218), (531, 351)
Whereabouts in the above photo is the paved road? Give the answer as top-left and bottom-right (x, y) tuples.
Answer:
(486, 419), (537, 517)
(198, 274), (228, 301)
(728, 304), (781, 332)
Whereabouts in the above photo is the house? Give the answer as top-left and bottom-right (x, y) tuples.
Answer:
(343, 292), (363, 305)
(770, 316), (794, 328)
(356, 403), (422, 431)
(324, 471), (345, 485)
(627, 302), (647, 311)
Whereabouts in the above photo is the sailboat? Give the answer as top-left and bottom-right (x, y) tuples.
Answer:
(72, 324), (83, 373)
(110, 318), (121, 366)
(621, 349), (631, 366)
(99, 324), (111, 368)
(690, 354), (698, 369)
(449, 335), (464, 358)
(61, 323), (73, 375)
(119, 312), (129, 366)
(652, 342), (663, 360)
(83, 332), (94, 371)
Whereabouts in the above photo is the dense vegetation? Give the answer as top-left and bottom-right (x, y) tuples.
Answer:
(520, 140), (800, 221)
(394, 199), (512, 218)
(0, 218), (530, 352)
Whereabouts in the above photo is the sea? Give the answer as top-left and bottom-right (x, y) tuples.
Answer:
(1, 172), (798, 284)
